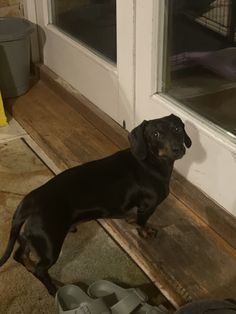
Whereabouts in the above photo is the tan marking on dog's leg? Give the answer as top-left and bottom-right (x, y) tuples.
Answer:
(22, 254), (36, 273)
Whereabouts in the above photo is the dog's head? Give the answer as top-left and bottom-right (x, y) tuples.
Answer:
(128, 114), (192, 161)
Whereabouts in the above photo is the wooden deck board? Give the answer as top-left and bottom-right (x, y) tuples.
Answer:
(103, 194), (236, 303)
(7, 81), (118, 170)
(6, 79), (236, 307)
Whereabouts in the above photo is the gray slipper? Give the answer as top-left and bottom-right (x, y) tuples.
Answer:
(55, 284), (110, 314)
(88, 280), (168, 314)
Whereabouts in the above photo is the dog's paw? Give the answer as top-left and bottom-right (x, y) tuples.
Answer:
(137, 226), (158, 239)
(70, 226), (77, 233)
(52, 278), (64, 292)
(125, 214), (137, 225)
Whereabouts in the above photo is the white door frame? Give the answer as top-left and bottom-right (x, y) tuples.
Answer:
(24, 0), (135, 130)
(135, 0), (236, 216)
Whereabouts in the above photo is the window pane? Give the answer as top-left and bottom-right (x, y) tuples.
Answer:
(163, 0), (236, 136)
(51, 0), (116, 63)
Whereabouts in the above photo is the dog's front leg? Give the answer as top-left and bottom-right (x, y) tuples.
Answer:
(136, 205), (158, 238)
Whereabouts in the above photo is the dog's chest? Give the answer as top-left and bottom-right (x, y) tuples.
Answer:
(134, 178), (169, 208)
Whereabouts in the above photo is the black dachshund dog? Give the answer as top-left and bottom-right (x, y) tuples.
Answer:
(0, 114), (191, 295)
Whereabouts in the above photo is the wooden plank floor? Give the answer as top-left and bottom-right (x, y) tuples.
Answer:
(6, 80), (236, 307)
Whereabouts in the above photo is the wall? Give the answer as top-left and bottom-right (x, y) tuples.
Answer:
(0, 0), (23, 16)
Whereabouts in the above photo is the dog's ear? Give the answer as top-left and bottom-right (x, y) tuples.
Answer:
(183, 126), (192, 148)
(128, 121), (148, 160)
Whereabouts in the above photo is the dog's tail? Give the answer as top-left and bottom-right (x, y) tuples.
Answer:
(0, 199), (31, 267)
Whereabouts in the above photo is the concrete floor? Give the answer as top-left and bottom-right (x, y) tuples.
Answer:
(0, 117), (168, 313)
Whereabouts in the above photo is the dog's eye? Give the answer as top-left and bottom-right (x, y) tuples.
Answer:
(153, 131), (160, 138)
(174, 127), (181, 133)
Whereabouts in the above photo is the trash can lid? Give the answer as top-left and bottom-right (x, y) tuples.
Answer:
(0, 17), (34, 42)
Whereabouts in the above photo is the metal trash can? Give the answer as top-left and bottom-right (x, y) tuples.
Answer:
(0, 17), (34, 98)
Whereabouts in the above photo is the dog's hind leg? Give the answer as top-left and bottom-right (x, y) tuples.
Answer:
(34, 260), (57, 296)
(14, 235), (39, 275)
(14, 236), (57, 296)
(31, 237), (62, 296)
(13, 235), (29, 264)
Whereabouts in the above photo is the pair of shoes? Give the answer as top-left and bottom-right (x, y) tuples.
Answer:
(55, 280), (169, 314)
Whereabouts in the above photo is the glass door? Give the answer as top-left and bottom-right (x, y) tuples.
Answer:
(51, 0), (117, 63)
(163, 0), (236, 137)
(26, 0), (135, 129)
(135, 0), (236, 216)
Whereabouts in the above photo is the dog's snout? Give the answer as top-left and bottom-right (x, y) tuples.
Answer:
(172, 144), (185, 159)
(172, 146), (180, 154)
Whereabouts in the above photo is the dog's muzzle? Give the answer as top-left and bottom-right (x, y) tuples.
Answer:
(172, 145), (186, 159)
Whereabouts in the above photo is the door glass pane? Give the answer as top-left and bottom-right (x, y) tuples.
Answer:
(51, 0), (116, 63)
(162, 0), (236, 137)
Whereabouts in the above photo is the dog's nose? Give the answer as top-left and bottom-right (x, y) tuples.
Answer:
(172, 147), (181, 155)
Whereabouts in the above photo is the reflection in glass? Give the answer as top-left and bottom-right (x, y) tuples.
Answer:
(51, 0), (116, 63)
(163, 0), (236, 136)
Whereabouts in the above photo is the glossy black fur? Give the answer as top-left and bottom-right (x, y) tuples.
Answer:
(0, 114), (191, 295)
